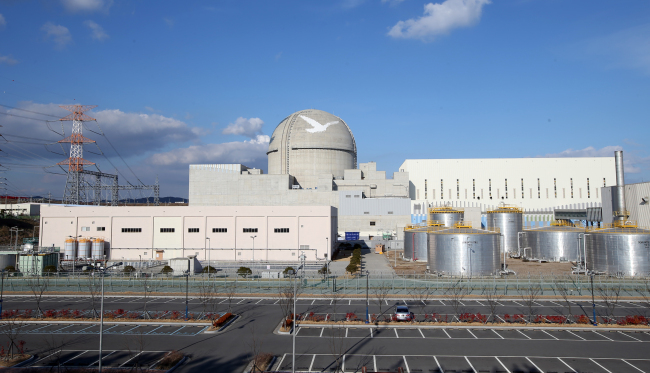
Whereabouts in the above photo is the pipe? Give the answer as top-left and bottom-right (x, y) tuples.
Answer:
(614, 151), (627, 222)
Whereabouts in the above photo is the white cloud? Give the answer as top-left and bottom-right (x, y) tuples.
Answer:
(578, 24), (650, 75)
(0, 14), (6, 29)
(164, 18), (175, 28)
(61, 0), (113, 13)
(0, 54), (18, 65)
(147, 136), (270, 167)
(541, 145), (643, 174)
(41, 22), (72, 49)
(222, 117), (264, 139)
(388, 0), (490, 41)
(84, 20), (109, 41)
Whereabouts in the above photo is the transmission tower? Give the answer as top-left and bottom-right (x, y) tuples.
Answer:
(57, 105), (97, 205)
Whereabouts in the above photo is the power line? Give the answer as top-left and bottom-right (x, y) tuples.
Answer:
(0, 103), (61, 118)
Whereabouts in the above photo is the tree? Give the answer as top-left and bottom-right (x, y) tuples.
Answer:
(373, 282), (391, 320)
(553, 275), (574, 323)
(636, 278), (650, 318)
(409, 286), (431, 322)
(484, 285), (504, 324)
(197, 282), (218, 319)
(123, 265), (136, 273)
(0, 316), (24, 361)
(224, 280), (237, 313)
(4, 265), (15, 273)
(140, 273), (153, 319)
(283, 267), (295, 275)
(318, 264), (330, 279)
(203, 265), (217, 274)
(87, 276), (102, 319)
(597, 284), (622, 324)
(345, 262), (358, 275)
(43, 265), (57, 274)
(237, 267), (252, 278)
(27, 275), (49, 318)
(444, 279), (467, 322)
(278, 281), (302, 328)
(161, 265), (173, 274)
(518, 281), (542, 323)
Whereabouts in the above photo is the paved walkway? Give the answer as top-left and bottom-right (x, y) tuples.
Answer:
(330, 248), (395, 275)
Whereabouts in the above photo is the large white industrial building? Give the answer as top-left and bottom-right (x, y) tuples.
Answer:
(400, 157), (615, 226)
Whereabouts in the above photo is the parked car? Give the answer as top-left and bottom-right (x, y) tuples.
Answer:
(392, 305), (414, 321)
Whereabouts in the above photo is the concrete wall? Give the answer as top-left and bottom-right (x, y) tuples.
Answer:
(1, 203), (41, 216)
(602, 182), (650, 227)
(40, 205), (336, 262)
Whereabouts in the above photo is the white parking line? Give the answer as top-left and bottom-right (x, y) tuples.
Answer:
(345, 328), (348, 338)
(589, 358), (612, 373)
(517, 330), (531, 339)
(442, 329), (451, 339)
(467, 329), (478, 339)
(89, 350), (115, 367)
(567, 330), (586, 340)
(464, 356), (477, 373)
(256, 299), (263, 304)
(459, 301), (466, 306)
(525, 357), (544, 373)
(273, 299), (279, 304)
(63, 350), (88, 365)
(145, 325), (164, 335)
(492, 330), (504, 339)
(592, 331), (614, 341)
(237, 299), (245, 304)
(541, 330), (558, 340)
(622, 359), (646, 372)
(374, 355), (378, 372)
(311, 299), (315, 305)
(619, 331), (641, 342)
(342, 355), (345, 372)
(548, 301), (562, 307)
(475, 300), (484, 306)
(403, 355), (410, 373)
(433, 356), (443, 372)
(120, 351), (143, 367)
(370, 328), (373, 338)
(309, 354), (316, 372)
(348, 300), (351, 305)
(34, 349), (61, 364)
(419, 329), (425, 338)
(557, 357), (576, 373)
(276, 354), (286, 371)
(320, 328), (324, 337)
(512, 300), (524, 307)
(495, 357), (511, 373)
(439, 300), (445, 306)
(394, 329), (399, 338)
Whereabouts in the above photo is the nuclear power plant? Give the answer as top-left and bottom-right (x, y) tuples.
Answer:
(34, 108), (650, 277)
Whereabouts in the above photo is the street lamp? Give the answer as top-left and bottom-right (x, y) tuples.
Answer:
(0, 269), (5, 319)
(365, 270), (370, 324)
(287, 264), (302, 373)
(206, 237), (211, 277)
(250, 235), (257, 263)
(185, 259), (190, 321)
(98, 261), (123, 373)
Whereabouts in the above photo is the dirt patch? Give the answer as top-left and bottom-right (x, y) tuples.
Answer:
(505, 257), (574, 276)
(386, 250), (428, 274)
(0, 355), (31, 367)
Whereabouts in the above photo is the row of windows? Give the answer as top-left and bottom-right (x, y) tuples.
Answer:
(81, 226), (105, 232)
(160, 228), (175, 233)
(122, 228), (142, 233)
(274, 228), (290, 233)
(120, 227), (296, 234)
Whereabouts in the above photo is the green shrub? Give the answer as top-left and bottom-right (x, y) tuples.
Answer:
(161, 265), (173, 274)
(43, 265), (57, 273)
(350, 256), (361, 265)
(346, 262), (358, 275)
(283, 266), (295, 275)
(203, 266), (217, 274)
(353, 248), (362, 257)
(317, 264), (330, 276)
(353, 243), (362, 250)
(4, 265), (16, 273)
(123, 265), (136, 273)
(237, 267), (252, 278)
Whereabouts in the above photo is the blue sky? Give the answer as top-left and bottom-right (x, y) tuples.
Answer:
(0, 0), (649, 199)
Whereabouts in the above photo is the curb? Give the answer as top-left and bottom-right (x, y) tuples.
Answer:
(203, 314), (240, 334)
(294, 323), (650, 332)
(11, 320), (212, 326)
(11, 354), (36, 367)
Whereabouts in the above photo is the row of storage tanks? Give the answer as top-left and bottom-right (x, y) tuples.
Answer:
(404, 206), (650, 276)
(63, 238), (106, 260)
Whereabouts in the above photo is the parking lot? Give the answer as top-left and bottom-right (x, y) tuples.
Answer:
(0, 322), (208, 336)
(26, 349), (169, 369)
(273, 353), (650, 373)
(295, 326), (650, 343)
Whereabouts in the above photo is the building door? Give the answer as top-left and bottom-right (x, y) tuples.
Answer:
(155, 250), (164, 260)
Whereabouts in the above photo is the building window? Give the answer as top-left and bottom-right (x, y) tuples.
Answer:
(587, 178), (590, 198)
(537, 178), (540, 199)
(387, 211), (393, 214)
(354, 195), (360, 198)
(489, 179), (492, 199)
(440, 180), (443, 199)
(521, 178), (524, 199)
(188, 228), (200, 233)
(424, 179), (428, 200)
(97, 227), (105, 231)
(346, 195), (351, 198)
(473, 179), (476, 199)
(364, 211), (369, 214)
(554, 178), (557, 198)
(122, 228), (142, 233)
(571, 178), (574, 198)
(160, 228), (175, 233)
(505, 179), (508, 199)
(300, 245), (309, 250)
(212, 228), (227, 233)
(274, 228), (290, 233)
(243, 228), (258, 233)
(456, 179), (459, 199)
(370, 221), (376, 226)
(603, 178), (606, 187)
(81, 226), (90, 232)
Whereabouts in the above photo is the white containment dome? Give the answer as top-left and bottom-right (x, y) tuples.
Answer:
(267, 109), (357, 189)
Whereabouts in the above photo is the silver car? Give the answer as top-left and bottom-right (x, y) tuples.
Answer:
(393, 305), (414, 321)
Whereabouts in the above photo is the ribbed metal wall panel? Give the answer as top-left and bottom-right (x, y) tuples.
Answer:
(625, 182), (650, 228)
(522, 226), (585, 261)
(586, 229), (650, 276)
(404, 229), (428, 261)
(339, 191), (411, 216)
(427, 230), (501, 276)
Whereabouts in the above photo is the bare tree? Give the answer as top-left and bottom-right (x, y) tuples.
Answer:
(518, 282), (542, 323)
(409, 286), (431, 322)
(373, 282), (391, 321)
(27, 275), (49, 318)
(247, 325), (273, 373)
(553, 276), (574, 323)
(197, 282), (216, 319)
(0, 316), (24, 361)
(444, 279), (467, 322)
(636, 278), (650, 318)
(597, 284), (622, 324)
(123, 330), (149, 372)
(43, 334), (72, 373)
(278, 281), (302, 328)
(224, 280), (237, 314)
(483, 286), (504, 324)
(328, 324), (348, 373)
(327, 289), (344, 323)
(140, 273), (153, 319)
(87, 276), (102, 319)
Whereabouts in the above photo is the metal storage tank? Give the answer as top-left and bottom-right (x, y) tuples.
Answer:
(429, 206), (464, 228)
(92, 238), (105, 260)
(522, 222), (586, 262)
(487, 205), (523, 254)
(585, 223), (650, 276)
(427, 223), (501, 276)
(78, 238), (91, 259)
(0, 254), (16, 270)
(64, 238), (76, 260)
(404, 226), (427, 261)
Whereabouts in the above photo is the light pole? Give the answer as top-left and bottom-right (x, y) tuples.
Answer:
(590, 273), (597, 326)
(206, 237), (211, 277)
(139, 255), (142, 273)
(0, 269), (4, 319)
(288, 265), (302, 373)
(98, 261), (122, 373)
(365, 270), (369, 324)
(250, 235), (257, 263)
(185, 259), (190, 321)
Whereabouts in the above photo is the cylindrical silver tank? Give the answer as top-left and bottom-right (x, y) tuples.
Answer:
(64, 238), (76, 260)
(586, 227), (650, 276)
(78, 238), (91, 259)
(522, 224), (586, 261)
(429, 207), (464, 227)
(92, 238), (105, 260)
(404, 228), (429, 261)
(0, 254), (16, 270)
(487, 206), (523, 254)
(428, 228), (501, 276)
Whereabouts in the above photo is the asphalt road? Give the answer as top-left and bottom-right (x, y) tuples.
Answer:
(2, 295), (650, 372)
